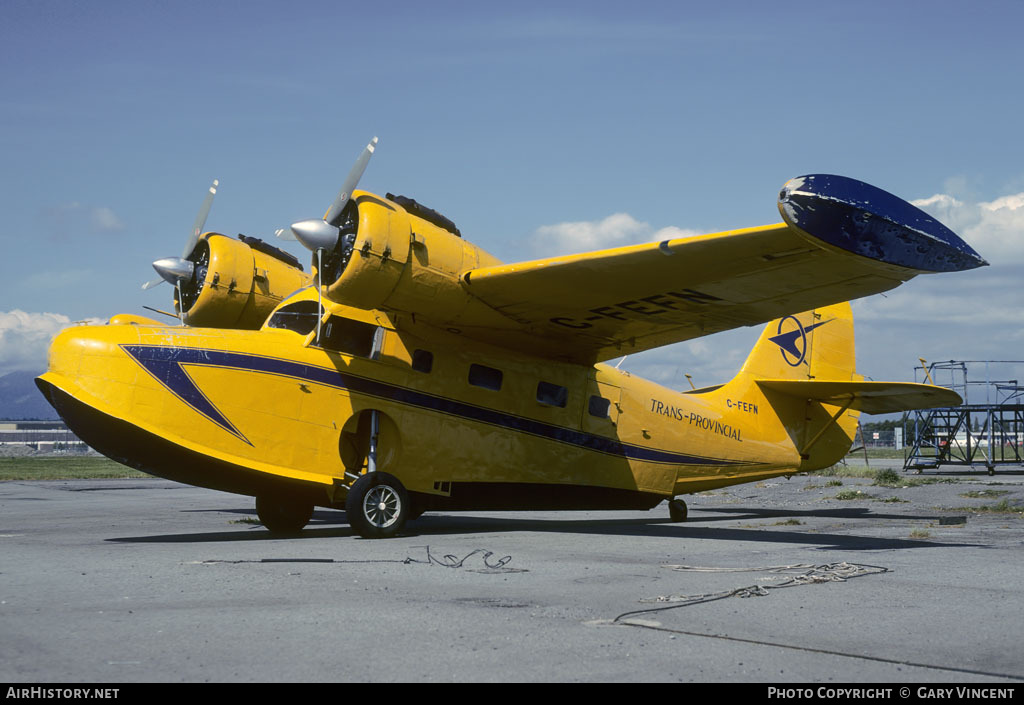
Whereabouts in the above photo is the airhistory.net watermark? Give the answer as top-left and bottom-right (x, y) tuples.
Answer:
(6, 688), (119, 700)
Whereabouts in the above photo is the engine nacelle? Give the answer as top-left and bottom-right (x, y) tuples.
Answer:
(320, 191), (508, 328)
(178, 233), (311, 328)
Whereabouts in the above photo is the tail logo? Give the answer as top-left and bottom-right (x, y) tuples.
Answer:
(769, 316), (831, 367)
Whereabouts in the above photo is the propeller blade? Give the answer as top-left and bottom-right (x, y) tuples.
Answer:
(141, 277), (165, 291)
(182, 179), (219, 259)
(274, 227), (297, 241)
(324, 137), (378, 225)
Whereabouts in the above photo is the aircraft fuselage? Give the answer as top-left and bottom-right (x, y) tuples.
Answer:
(36, 296), (835, 515)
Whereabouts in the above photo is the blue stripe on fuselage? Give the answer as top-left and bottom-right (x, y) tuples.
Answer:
(120, 345), (752, 467)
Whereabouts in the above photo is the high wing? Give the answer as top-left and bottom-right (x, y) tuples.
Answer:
(463, 221), (905, 363)
(460, 175), (986, 363)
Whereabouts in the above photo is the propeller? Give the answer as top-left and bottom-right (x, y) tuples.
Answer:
(289, 137), (379, 341)
(290, 137), (378, 254)
(141, 179), (219, 295)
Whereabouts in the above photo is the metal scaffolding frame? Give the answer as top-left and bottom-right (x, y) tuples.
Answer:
(903, 360), (1024, 474)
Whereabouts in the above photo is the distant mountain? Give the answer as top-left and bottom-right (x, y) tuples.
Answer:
(0, 370), (59, 420)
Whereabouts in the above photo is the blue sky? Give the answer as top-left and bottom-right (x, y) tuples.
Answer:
(2, 0), (1023, 399)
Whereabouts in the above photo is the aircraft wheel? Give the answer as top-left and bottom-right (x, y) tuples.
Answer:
(346, 472), (409, 539)
(256, 495), (314, 535)
(407, 498), (426, 522)
(668, 498), (688, 522)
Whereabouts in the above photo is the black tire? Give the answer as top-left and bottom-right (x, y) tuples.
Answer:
(256, 495), (314, 535)
(407, 497), (426, 522)
(346, 472), (409, 539)
(668, 498), (688, 522)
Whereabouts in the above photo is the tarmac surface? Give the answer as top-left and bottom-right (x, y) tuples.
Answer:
(2, 464), (1023, 683)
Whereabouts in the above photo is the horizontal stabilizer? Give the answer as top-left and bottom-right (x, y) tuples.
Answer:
(756, 379), (961, 414)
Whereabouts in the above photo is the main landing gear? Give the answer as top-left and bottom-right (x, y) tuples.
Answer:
(256, 494), (314, 535)
(346, 471), (410, 539)
(668, 497), (688, 522)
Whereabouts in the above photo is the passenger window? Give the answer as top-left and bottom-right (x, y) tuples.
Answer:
(537, 381), (568, 408)
(412, 349), (433, 373)
(468, 364), (503, 391)
(319, 316), (378, 358)
(266, 301), (322, 335)
(588, 395), (611, 419)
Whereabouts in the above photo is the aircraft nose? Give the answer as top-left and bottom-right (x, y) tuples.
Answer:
(45, 325), (92, 378)
(36, 323), (115, 419)
(778, 174), (987, 273)
(42, 321), (141, 387)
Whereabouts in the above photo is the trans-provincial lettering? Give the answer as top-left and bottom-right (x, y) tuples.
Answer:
(688, 412), (742, 442)
(650, 398), (742, 441)
(650, 398), (685, 421)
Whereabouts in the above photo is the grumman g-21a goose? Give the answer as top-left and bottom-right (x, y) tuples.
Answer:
(37, 138), (985, 538)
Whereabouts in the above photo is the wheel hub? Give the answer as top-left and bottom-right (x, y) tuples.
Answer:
(363, 485), (401, 528)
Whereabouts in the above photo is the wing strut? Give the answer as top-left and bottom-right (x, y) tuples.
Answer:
(799, 396), (854, 459)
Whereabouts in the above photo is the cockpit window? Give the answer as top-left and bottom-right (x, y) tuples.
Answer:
(266, 301), (322, 335)
(319, 316), (379, 358)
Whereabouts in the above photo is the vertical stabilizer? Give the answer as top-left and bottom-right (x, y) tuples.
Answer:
(730, 301), (861, 470)
(738, 301), (858, 383)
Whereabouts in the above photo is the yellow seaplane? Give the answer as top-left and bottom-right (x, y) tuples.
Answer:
(37, 138), (984, 538)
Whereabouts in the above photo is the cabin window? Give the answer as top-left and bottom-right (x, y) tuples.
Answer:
(266, 301), (322, 335)
(536, 381), (568, 408)
(588, 395), (611, 419)
(412, 349), (433, 373)
(468, 364), (503, 391)
(319, 316), (378, 358)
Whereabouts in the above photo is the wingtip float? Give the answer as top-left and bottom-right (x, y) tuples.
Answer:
(38, 141), (981, 538)
(779, 174), (988, 273)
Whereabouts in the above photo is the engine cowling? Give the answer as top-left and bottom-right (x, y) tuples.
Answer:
(178, 233), (311, 328)
(319, 191), (509, 329)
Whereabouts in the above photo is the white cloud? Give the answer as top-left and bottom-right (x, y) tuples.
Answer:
(531, 213), (702, 257)
(913, 191), (1024, 264)
(43, 202), (125, 238)
(535, 191), (1024, 396)
(0, 311), (104, 376)
(90, 206), (125, 233)
(845, 190), (1024, 388)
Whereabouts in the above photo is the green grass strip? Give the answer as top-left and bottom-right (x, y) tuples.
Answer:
(0, 456), (148, 481)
